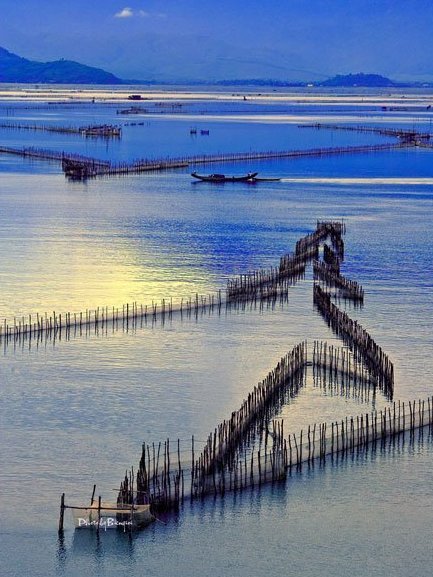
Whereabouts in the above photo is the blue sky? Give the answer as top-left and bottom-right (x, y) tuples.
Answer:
(2, 0), (433, 81)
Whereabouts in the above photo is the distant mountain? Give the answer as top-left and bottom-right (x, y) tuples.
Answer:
(319, 73), (396, 87)
(1, 48), (429, 88)
(213, 79), (305, 87)
(0, 47), (123, 84)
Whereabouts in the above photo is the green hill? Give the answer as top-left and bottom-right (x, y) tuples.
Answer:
(0, 46), (123, 84)
(319, 73), (396, 87)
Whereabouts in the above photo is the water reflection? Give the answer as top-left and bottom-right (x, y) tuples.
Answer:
(56, 533), (67, 575)
(54, 530), (137, 576)
(71, 529), (135, 558)
(1, 87), (432, 577)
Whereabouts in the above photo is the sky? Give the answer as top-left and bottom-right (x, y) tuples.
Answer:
(1, 0), (433, 82)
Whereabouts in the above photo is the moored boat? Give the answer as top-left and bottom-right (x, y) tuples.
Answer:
(191, 171), (258, 182)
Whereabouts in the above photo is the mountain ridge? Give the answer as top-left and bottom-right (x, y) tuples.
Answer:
(1, 47), (430, 87)
(0, 46), (123, 84)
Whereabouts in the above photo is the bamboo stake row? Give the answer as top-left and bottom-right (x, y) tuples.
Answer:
(0, 294), (225, 343)
(63, 395), (433, 532)
(125, 342), (307, 511)
(322, 244), (341, 273)
(312, 340), (374, 389)
(0, 289), (290, 345)
(0, 294), (289, 352)
(0, 145), (110, 166)
(227, 221), (345, 301)
(313, 260), (364, 302)
(299, 123), (432, 141)
(0, 142), (410, 181)
(0, 122), (121, 138)
(313, 284), (394, 397)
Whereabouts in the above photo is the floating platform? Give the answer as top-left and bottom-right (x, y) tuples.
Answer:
(69, 501), (154, 531)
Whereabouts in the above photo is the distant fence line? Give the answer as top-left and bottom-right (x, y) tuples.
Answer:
(92, 142), (408, 178)
(0, 142), (410, 180)
(417, 142), (433, 150)
(0, 145), (110, 167)
(299, 123), (432, 141)
(0, 122), (121, 138)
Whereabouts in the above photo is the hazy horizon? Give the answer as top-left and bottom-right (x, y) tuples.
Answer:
(2, 0), (433, 82)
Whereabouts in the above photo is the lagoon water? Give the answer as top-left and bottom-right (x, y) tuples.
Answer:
(0, 87), (432, 576)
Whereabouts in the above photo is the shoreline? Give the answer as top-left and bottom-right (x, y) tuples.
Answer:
(0, 86), (433, 105)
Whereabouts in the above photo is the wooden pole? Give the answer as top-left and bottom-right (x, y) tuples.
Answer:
(58, 493), (65, 533)
(97, 495), (101, 533)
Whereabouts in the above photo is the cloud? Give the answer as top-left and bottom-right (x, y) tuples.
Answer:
(114, 7), (134, 18)
(114, 7), (165, 19)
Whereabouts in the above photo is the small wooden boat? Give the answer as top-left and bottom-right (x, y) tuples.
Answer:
(70, 501), (154, 530)
(191, 172), (258, 182)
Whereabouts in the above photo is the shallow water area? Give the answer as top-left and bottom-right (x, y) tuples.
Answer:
(0, 86), (432, 577)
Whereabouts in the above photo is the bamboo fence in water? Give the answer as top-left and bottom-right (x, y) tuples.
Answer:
(115, 339), (429, 513)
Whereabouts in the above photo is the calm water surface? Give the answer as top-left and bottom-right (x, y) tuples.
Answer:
(0, 88), (432, 576)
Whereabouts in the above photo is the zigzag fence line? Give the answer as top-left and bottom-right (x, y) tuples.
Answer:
(114, 340), (427, 515)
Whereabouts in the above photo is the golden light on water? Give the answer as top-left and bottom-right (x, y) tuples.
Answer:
(0, 240), (212, 320)
(0, 177), (213, 320)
